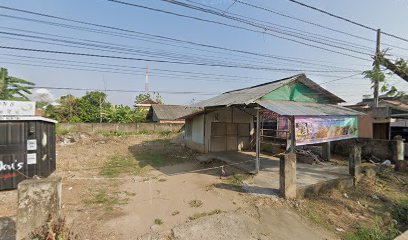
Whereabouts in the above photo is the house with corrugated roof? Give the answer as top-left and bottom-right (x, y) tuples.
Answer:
(147, 104), (199, 123)
(346, 95), (408, 140)
(181, 74), (361, 165)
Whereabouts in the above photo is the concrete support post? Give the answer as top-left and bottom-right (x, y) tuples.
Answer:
(322, 142), (331, 161)
(395, 136), (407, 172)
(16, 177), (62, 240)
(279, 153), (297, 199)
(255, 108), (260, 173)
(349, 145), (362, 184)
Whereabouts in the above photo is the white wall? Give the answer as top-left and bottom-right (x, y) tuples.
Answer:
(192, 114), (204, 144)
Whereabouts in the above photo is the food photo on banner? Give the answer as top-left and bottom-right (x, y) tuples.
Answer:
(295, 116), (358, 145)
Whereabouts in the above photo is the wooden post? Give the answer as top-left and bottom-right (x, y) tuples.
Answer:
(255, 108), (260, 173)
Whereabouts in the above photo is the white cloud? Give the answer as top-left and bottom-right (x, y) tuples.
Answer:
(30, 88), (55, 104)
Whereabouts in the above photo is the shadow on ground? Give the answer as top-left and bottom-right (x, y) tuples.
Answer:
(214, 182), (279, 196)
(128, 138), (227, 176)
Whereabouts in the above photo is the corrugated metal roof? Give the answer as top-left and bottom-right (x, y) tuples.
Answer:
(0, 116), (58, 123)
(191, 74), (344, 108)
(151, 105), (199, 120)
(256, 100), (362, 116)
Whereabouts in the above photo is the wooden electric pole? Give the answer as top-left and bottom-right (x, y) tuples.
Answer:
(373, 28), (381, 108)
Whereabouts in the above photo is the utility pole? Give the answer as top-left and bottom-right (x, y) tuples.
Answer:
(373, 29), (381, 108)
(99, 96), (102, 123)
(145, 64), (149, 94)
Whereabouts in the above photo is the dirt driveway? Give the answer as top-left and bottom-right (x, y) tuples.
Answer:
(1, 132), (336, 239)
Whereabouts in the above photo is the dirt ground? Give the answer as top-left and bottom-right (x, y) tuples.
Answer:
(294, 166), (408, 240)
(1, 132), (407, 240)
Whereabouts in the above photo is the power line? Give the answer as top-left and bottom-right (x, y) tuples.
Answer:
(2, 45), (358, 72)
(0, 56), (358, 81)
(184, 0), (373, 53)
(32, 86), (219, 95)
(235, 0), (374, 42)
(286, 0), (408, 43)
(287, 0), (376, 31)
(0, 10), (365, 70)
(155, 0), (372, 56)
(0, 29), (361, 72)
(32, 86), (364, 97)
(235, 0), (408, 52)
(0, 53), (358, 81)
(222, 0), (237, 14)
(106, 0), (371, 61)
(319, 73), (363, 85)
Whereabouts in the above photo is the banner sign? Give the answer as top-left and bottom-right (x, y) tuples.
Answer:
(295, 116), (358, 145)
(0, 101), (35, 116)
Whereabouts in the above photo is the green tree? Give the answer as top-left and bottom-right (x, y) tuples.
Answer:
(105, 105), (138, 123)
(76, 91), (111, 122)
(365, 52), (407, 98)
(46, 91), (153, 123)
(0, 67), (35, 100)
(134, 92), (163, 106)
(45, 95), (79, 122)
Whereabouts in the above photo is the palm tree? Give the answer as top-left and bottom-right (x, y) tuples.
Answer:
(0, 67), (35, 100)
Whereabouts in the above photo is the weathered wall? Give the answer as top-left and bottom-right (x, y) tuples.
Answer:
(192, 114), (204, 144)
(184, 115), (205, 152)
(16, 177), (62, 240)
(331, 138), (398, 161)
(183, 107), (255, 153)
(204, 107), (255, 153)
(59, 123), (184, 133)
(358, 115), (373, 138)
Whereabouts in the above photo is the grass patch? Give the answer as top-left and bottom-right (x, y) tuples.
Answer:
(154, 218), (164, 225)
(56, 124), (70, 136)
(302, 207), (333, 232)
(189, 200), (203, 208)
(172, 210), (180, 216)
(138, 130), (173, 137)
(83, 189), (128, 208)
(188, 209), (222, 220)
(138, 153), (166, 168)
(100, 130), (175, 138)
(393, 197), (408, 226)
(346, 222), (399, 240)
(224, 174), (249, 190)
(100, 155), (148, 177)
(100, 130), (136, 137)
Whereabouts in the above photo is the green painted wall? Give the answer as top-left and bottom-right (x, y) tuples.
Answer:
(261, 81), (328, 103)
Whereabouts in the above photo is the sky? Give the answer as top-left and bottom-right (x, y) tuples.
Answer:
(1, 0), (408, 106)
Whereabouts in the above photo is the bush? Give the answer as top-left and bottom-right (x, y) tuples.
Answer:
(30, 217), (77, 240)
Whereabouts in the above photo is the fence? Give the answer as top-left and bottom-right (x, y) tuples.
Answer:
(331, 138), (398, 161)
(59, 123), (184, 134)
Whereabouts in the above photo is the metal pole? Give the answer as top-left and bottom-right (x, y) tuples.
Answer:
(374, 29), (381, 108)
(255, 108), (260, 173)
(290, 116), (296, 153)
